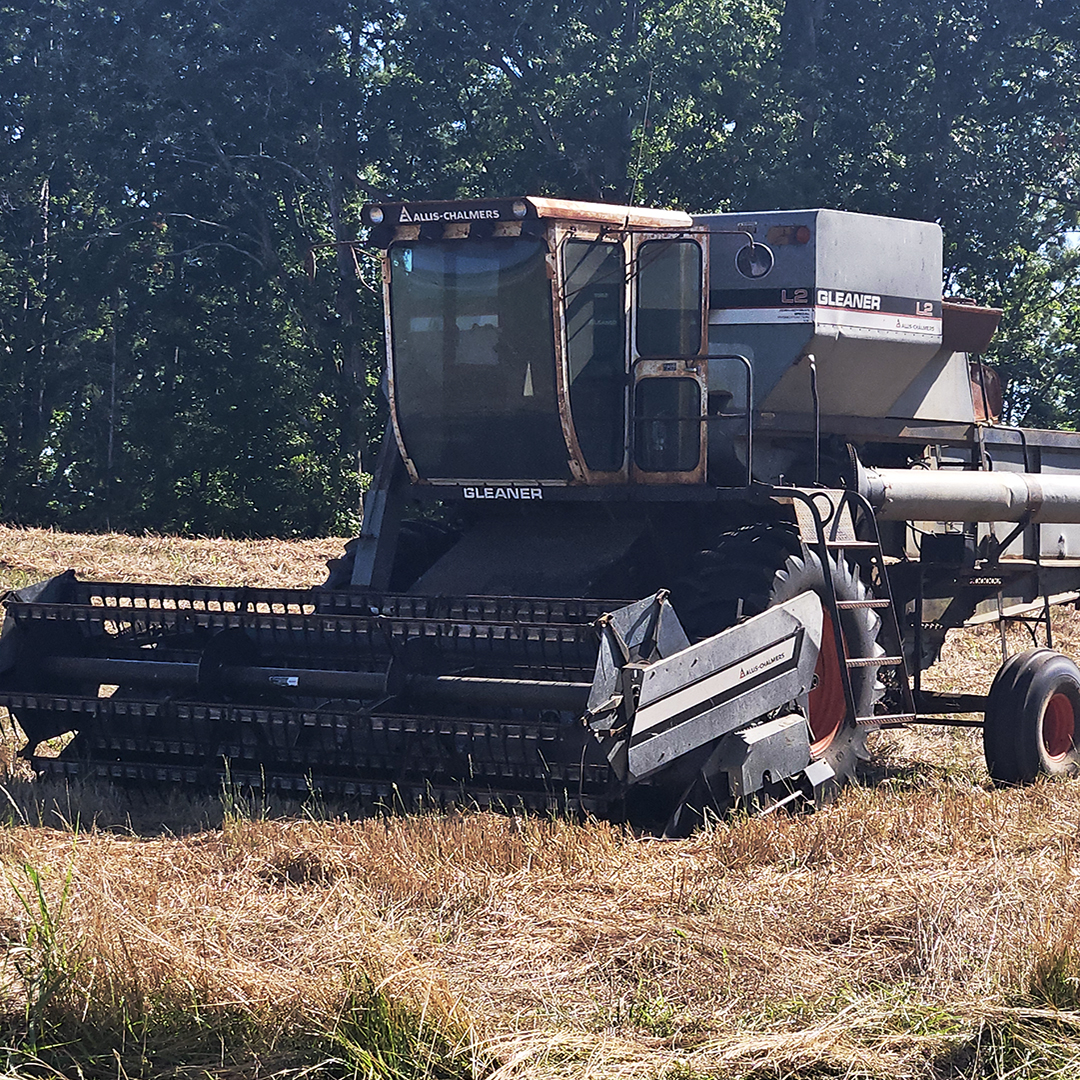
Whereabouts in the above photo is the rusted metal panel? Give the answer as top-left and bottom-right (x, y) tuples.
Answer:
(942, 300), (1002, 354)
(527, 197), (693, 230)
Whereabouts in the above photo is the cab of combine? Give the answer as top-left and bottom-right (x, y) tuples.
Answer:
(365, 197), (711, 487)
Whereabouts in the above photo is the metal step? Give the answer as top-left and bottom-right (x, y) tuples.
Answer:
(856, 712), (916, 726)
(807, 489), (917, 726)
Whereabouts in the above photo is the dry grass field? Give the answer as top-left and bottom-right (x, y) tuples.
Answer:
(0, 525), (1076, 1078)
(0, 525), (347, 591)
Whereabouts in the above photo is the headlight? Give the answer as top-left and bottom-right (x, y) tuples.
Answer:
(367, 206), (384, 225)
(511, 200), (528, 219)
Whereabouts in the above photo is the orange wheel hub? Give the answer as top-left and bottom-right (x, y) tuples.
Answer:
(1043, 692), (1076, 761)
(808, 612), (847, 754)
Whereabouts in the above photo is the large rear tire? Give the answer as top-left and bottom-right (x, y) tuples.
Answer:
(672, 524), (801, 639)
(669, 529), (883, 806)
(767, 548), (883, 789)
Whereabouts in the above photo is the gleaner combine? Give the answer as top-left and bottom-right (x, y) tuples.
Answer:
(4, 196), (1080, 831)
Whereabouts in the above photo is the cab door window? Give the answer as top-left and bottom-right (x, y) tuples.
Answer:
(636, 240), (703, 357)
(633, 376), (702, 472)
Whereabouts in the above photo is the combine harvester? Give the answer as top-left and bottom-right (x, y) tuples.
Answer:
(3, 197), (1080, 831)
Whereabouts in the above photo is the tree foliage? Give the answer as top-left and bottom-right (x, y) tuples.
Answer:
(0, 0), (1078, 536)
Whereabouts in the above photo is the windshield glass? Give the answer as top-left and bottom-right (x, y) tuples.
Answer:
(389, 238), (569, 480)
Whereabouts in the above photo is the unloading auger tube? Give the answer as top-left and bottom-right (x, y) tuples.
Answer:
(0, 572), (831, 828)
(859, 464), (1080, 523)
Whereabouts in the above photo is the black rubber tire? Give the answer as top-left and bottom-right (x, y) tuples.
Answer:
(669, 528), (883, 800)
(982, 650), (1032, 784)
(323, 536), (360, 589)
(768, 548), (883, 790)
(670, 523), (801, 639)
(984, 648), (1080, 785)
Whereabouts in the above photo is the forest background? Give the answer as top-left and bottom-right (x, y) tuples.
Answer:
(2, 0), (1079, 538)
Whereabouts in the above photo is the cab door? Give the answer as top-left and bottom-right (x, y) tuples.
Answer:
(630, 233), (708, 483)
(557, 228), (631, 482)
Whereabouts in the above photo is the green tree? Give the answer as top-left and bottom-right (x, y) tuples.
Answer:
(5, 0), (1080, 540)
(0, 0), (389, 534)
(376, 0), (785, 206)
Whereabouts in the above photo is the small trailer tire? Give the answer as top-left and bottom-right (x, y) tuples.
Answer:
(984, 649), (1080, 784)
(982, 651), (1032, 784)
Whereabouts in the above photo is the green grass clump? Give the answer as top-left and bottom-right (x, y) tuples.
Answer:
(0, 975), (477, 1080)
(0, 859), (476, 1080)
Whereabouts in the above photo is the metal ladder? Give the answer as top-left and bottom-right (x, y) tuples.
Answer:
(804, 489), (917, 728)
